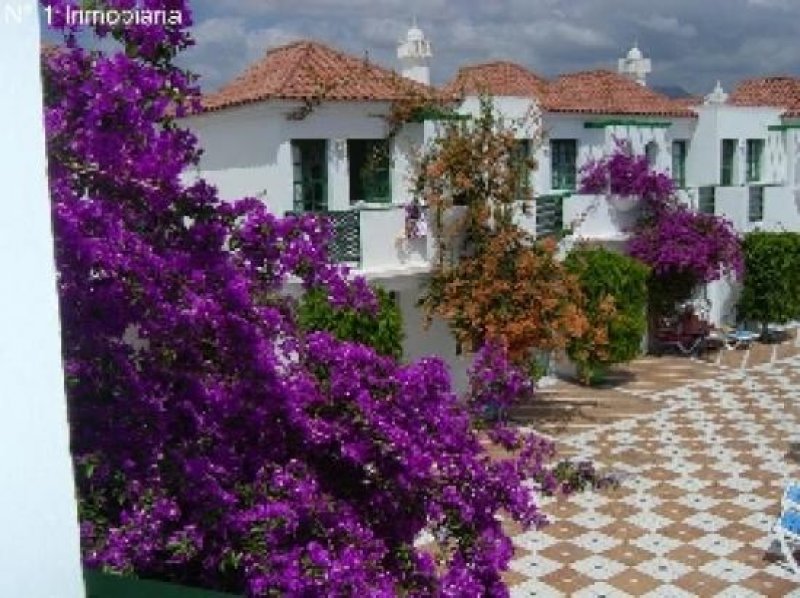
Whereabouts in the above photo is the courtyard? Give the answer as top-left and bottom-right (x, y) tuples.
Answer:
(503, 341), (800, 596)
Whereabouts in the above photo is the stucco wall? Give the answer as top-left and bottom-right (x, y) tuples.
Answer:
(185, 101), (423, 214)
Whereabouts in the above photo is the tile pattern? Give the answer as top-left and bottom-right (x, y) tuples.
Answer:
(443, 61), (549, 99)
(508, 353), (800, 597)
(202, 40), (435, 112)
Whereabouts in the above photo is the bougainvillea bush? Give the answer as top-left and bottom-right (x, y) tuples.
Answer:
(43, 2), (558, 595)
(467, 340), (535, 422)
(580, 143), (743, 313)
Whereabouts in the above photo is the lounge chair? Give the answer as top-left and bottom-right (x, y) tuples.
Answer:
(771, 482), (800, 577)
(783, 480), (800, 512)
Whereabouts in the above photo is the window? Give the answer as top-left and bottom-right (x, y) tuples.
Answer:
(671, 140), (687, 188)
(348, 139), (391, 204)
(645, 141), (659, 168)
(746, 139), (764, 183)
(698, 186), (716, 214)
(550, 139), (577, 191)
(514, 139), (532, 201)
(748, 185), (764, 222)
(720, 139), (736, 186)
(292, 140), (328, 212)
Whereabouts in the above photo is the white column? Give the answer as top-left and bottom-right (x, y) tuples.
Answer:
(0, 4), (84, 596)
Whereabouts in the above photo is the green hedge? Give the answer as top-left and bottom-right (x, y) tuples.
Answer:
(297, 285), (404, 359)
(738, 231), (800, 334)
(565, 246), (649, 383)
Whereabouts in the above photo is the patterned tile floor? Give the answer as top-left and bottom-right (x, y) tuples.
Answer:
(507, 348), (800, 597)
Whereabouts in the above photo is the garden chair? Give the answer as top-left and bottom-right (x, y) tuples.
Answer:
(782, 480), (800, 512)
(653, 310), (711, 357)
(772, 485), (800, 578)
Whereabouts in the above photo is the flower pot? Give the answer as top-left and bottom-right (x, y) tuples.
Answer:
(608, 195), (639, 212)
(83, 569), (241, 598)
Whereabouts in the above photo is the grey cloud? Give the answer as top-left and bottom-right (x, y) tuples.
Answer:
(186, 0), (800, 95)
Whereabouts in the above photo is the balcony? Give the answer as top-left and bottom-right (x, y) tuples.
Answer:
(561, 193), (641, 244)
(288, 206), (433, 277)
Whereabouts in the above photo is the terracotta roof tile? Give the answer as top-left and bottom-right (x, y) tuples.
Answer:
(543, 69), (695, 117)
(202, 40), (436, 112)
(729, 76), (800, 116)
(442, 61), (548, 98)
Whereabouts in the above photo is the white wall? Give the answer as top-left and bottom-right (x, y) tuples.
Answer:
(689, 105), (784, 187)
(186, 101), (423, 214)
(0, 6), (84, 596)
(379, 276), (473, 394)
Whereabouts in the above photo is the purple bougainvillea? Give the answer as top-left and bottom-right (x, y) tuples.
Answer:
(43, 2), (556, 595)
(467, 341), (535, 422)
(579, 139), (676, 206)
(579, 141), (743, 286)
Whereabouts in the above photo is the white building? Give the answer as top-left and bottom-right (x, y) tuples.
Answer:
(185, 29), (800, 382)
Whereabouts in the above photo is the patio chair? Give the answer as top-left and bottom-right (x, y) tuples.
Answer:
(771, 500), (800, 577)
(653, 310), (711, 357)
(783, 480), (800, 512)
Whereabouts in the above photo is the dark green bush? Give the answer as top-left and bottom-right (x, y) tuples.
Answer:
(297, 285), (404, 359)
(738, 231), (800, 336)
(565, 246), (649, 383)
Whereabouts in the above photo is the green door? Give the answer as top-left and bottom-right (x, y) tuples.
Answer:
(292, 140), (328, 212)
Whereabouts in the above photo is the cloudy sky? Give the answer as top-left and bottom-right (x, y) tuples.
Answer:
(178, 0), (798, 96)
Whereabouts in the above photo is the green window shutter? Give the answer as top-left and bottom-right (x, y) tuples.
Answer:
(748, 185), (764, 222)
(348, 139), (391, 204)
(671, 140), (687, 188)
(720, 139), (736, 186)
(291, 139), (328, 212)
(698, 186), (716, 214)
(551, 140), (577, 191)
(514, 139), (532, 201)
(746, 139), (764, 183)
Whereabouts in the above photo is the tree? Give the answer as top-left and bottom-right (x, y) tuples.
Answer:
(565, 246), (650, 384)
(415, 99), (588, 366)
(43, 2), (556, 595)
(738, 231), (800, 337)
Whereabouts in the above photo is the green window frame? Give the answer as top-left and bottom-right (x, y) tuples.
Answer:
(671, 140), (687, 188)
(550, 139), (577, 191)
(748, 185), (764, 222)
(746, 139), (764, 183)
(291, 139), (328, 212)
(514, 139), (532, 201)
(698, 186), (716, 215)
(720, 139), (736, 186)
(348, 139), (391, 204)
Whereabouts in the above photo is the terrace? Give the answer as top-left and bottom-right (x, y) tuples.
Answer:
(499, 335), (800, 594)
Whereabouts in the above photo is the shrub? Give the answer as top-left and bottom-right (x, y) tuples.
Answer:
(298, 285), (403, 359)
(44, 3), (559, 595)
(579, 142), (743, 317)
(738, 231), (800, 336)
(420, 227), (589, 363)
(565, 247), (649, 384)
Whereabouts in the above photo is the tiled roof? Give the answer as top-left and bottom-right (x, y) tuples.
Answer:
(543, 69), (696, 117)
(442, 61), (548, 98)
(202, 40), (436, 112)
(729, 76), (800, 116)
